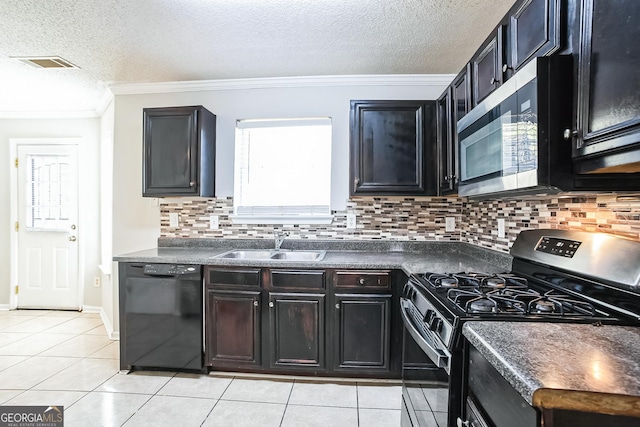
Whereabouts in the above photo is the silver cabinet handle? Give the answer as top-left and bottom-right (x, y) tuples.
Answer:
(269, 302), (274, 308)
(335, 303), (340, 309)
(456, 418), (470, 427)
(68, 236), (76, 242)
(490, 77), (497, 85)
(359, 278), (366, 285)
(189, 181), (195, 187)
(253, 301), (258, 307)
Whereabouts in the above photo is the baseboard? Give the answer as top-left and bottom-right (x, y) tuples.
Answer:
(83, 305), (120, 341)
(0, 304), (10, 311)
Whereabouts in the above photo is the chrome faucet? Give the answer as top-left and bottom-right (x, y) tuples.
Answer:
(274, 231), (290, 251)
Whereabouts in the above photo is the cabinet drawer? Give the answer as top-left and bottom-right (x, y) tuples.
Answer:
(270, 270), (325, 290)
(333, 271), (390, 290)
(206, 267), (261, 287)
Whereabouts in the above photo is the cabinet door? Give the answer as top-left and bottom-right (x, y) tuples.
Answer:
(471, 28), (505, 106)
(333, 294), (390, 372)
(206, 289), (261, 367)
(350, 100), (436, 195)
(268, 292), (325, 369)
(436, 89), (454, 194)
(508, 0), (560, 71)
(452, 64), (472, 122)
(574, 0), (640, 172)
(142, 105), (216, 197)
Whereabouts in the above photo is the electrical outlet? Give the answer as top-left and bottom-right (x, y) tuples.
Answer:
(209, 215), (219, 230)
(445, 217), (456, 232)
(93, 276), (101, 287)
(497, 218), (506, 238)
(169, 212), (179, 228)
(346, 214), (357, 229)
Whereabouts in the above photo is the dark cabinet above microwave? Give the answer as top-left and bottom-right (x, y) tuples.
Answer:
(142, 105), (216, 197)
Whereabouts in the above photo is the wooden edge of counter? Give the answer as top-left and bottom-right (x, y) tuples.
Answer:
(532, 388), (640, 418)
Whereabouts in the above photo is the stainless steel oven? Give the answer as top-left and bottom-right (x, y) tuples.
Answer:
(400, 230), (640, 427)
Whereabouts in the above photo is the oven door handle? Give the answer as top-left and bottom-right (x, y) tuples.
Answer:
(401, 299), (451, 374)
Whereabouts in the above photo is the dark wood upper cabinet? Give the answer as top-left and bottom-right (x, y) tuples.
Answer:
(142, 105), (216, 197)
(508, 0), (561, 72)
(436, 89), (455, 195)
(573, 0), (640, 173)
(452, 64), (472, 123)
(350, 100), (436, 196)
(471, 27), (505, 106)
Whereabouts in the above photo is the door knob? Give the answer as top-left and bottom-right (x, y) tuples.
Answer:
(69, 236), (77, 242)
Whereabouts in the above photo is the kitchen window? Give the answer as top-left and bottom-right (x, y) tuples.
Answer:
(232, 117), (333, 224)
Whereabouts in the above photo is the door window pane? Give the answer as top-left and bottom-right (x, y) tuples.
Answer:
(25, 154), (71, 231)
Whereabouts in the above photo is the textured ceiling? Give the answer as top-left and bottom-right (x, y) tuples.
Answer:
(0, 0), (516, 115)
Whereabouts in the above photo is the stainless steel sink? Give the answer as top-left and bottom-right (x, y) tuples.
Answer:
(269, 251), (326, 261)
(216, 249), (326, 261)
(216, 250), (275, 260)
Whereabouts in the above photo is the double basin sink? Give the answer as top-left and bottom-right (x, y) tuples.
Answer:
(216, 249), (327, 262)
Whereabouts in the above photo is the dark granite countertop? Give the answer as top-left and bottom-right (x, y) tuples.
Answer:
(113, 239), (513, 276)
(463, 321), (640, 417)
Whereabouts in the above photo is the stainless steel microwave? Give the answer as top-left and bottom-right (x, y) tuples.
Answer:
(456, 56), (573, 198)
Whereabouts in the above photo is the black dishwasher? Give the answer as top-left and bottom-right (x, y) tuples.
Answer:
(120, 263), (204, 371)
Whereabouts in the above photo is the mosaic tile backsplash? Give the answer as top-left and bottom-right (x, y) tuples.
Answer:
(159, 195), (640, 253)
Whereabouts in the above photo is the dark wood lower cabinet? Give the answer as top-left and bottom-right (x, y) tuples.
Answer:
(333, 294), (391, 372)
(268, 292), (325, 370)
(206, 289), (261, 368)
(205, 266), (401, 378)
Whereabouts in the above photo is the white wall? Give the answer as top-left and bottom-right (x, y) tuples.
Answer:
(99, 99), (117, 336)
(0, 117), (102, 308)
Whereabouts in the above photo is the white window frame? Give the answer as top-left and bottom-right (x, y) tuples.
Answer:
(231, 117), (334, 225)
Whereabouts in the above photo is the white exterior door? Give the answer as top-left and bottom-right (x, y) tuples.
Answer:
(16, 144), (80, 309)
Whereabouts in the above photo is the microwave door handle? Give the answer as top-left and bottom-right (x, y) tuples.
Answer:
(400, 299), (451, 374)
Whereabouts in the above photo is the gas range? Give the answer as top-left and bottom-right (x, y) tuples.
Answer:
(416, 271), (611, 318)
(400, 229), (640, 427)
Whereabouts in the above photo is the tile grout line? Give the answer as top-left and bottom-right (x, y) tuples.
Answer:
(198, 373), (235, 427)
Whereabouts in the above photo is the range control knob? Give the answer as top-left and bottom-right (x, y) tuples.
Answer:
(424, 309), (435, 323)
(429, 318), (443, 333)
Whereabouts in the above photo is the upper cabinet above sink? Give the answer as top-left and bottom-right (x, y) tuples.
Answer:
(350, 100), (437, 196)
(142, 105), (216, 197)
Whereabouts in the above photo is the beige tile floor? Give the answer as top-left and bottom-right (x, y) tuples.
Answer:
(0, 309), (416, 426)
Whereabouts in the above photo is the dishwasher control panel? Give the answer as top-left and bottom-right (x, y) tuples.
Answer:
(143, 264), (199, 275)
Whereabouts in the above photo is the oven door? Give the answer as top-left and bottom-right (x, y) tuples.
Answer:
(401, 298), (449, 427)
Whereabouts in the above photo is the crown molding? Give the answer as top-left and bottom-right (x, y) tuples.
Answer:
(110, 74), (456, 95)
(95, 88), (114, 116)
(0, 110), (102, 119)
